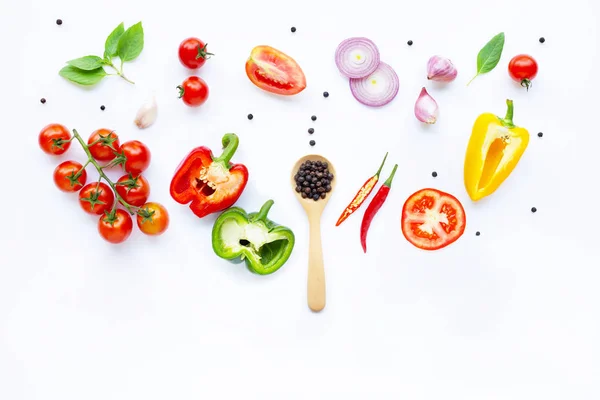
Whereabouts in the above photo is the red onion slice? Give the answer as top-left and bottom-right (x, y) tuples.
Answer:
(335, 37), (381, 79)
(349, 62), (399, 107)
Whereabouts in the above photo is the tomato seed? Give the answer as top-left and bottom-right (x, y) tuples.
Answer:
(40, 98), (46, 104)
(308, 128), (314, 134)
(323, 91), (329, 98)
(56, 19), (62, 25)
(309, 140), (315, 146)
(407, 40), (413, 46)
(311, 115), (317, 121)
(432, 171), (438, 177)
(531, 207), (537, 213)
(538, 132), (543, 137)
(247, 114), (253, 120)
(539, 37), (545, 43)
(291, 27), (296, 33)
(100, 105), (105, 111)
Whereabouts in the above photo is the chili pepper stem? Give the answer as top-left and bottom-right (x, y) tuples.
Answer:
(498, 99), (515, 128)
(374, 152), (388, 177)
(213, 133), (240, 165)
(383, 164), (399, 187)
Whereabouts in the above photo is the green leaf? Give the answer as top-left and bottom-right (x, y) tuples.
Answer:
(59, 65), (107, 86)
(117, 22), (144, 62)
(467, 32), (505, 85)
(105, 22), (125, 58)
(66, 55), (105, 70)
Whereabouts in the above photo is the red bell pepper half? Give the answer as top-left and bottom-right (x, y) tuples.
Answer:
(169, 133), (249, 218)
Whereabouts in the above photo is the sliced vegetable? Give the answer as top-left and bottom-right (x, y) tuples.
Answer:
(335, 37), (380, 79)
(335, 152), (388, 226)
(349, 62), (399, 107)
(401, 188), (466, 250)
(245, 45), (306, 95)
(212, 200), (295, 275)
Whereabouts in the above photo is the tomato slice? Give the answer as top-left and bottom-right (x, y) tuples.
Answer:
(245, 45), (306, 95)
(401, 188), (466, 250)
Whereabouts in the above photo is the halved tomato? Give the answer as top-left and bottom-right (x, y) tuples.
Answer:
(245, 45), (306, 95)
(401, 188), (466, 250)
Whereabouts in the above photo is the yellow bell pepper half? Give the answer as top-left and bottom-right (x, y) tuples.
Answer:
(464, 99), (529, 201)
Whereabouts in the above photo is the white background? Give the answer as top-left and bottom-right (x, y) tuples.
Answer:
(1, 0), (598, 398)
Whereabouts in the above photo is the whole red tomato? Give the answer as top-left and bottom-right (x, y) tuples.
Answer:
(177, 76), (209, 107)
(39, 124), (71, 155)
(88, 129), (120, 161)
(118, 140), (151, 175)
(79, 182), (115, 215)
(137, 202), (170, 236)
(53, 160), (87, 192)
(508, 54), (538, 90)
(245, 45), (306, 95)
(178, 37), (213, 69)
(98, 209), (133, 244)
(116, 174), (150, 207)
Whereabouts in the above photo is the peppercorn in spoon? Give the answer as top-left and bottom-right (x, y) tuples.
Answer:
(291, 155), (336, 312)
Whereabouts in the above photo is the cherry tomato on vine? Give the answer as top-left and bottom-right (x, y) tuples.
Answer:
(53, 160), (87, 192)
(177, 76), (209, 107)
(508, 54), (538, 90)
(178, 37), (214, 69)
(137, 202), (170, 236)
(115, 174), (150, 207)
(39, 123), (71, 155)
(98, 209), (133, 244)
(79, 182), (115, 215)
(88, 129), (120, 161)
(118, 141), (151, 175)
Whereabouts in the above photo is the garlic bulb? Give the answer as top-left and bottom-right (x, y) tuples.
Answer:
(427, 56), (457, 82)
(414, 87), (439, 124)
(134, 95), (157, 129)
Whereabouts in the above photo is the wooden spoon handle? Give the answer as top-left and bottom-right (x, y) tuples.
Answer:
(307, 214), (325, 312)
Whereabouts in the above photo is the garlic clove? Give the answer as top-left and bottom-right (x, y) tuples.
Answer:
(134, 95), (157, 129)
(427, 55), (458, 82)
(414, 87), (439, 124)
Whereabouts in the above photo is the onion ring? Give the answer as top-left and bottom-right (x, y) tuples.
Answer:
(349, 62), (399, 107)
(335, 37), (381, 79)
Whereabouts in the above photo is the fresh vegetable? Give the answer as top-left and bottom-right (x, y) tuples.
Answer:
(427, 56), (457, 82)
(170, 133), (248, 218)
(245, 45), (306, 95)
(137, 202), (169, 236)
(211, 200), (295, 275)
(508, 54), (538, 90)
(116, 174), (150, 207)
(335, 152), (388, 226)
(467, 32), (505, 85)
(98, 209), (133, 244)
(112, 140), (151, 176)
(88, 129), (120, 162)
(39, 124), (71, 155)
(59, 22), (144, 86)
(53, 160), (87, 192)
(464, 99), (529, 201)
(177, 76), (209, 107)
(360, 164), (398, 253)
(335, 37), (380, 79)
(79, 182), (115, 215)
(349, 62), (399, 107)
(401, 188), (466, 250)
(178, 37), (214, 69)
(414, 87), (439, 124)
(134, 95), (157, 129)
(293, 160), (335, 201)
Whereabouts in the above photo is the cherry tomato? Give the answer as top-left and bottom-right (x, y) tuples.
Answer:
(79, 182), (115, 215)
(118, 140), (151, 175)
(177, 76), (209, 107)
(98, 209), (133, 244)
(401, 188), (466, 251)
(137, 202), (169, 236)
(115, 174), (150, 207)
(53, 160), (87, 192)
(508, 54), (538, 90)
(245, 45), (306, 96)
(178, 37), (213, 69)
(39, 124), (71, 155)
(88, 129), (120, 161)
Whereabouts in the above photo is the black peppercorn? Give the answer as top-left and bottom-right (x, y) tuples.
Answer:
(291, 27), (296, 33)
(539, 37), (545, 43)
(323, 91), (329, 98)
(311, 115), (317, 121)
(296, 186), (301, 192)
(56, 19), (63, 25)
(100, 105), (105, 111)
(247, 114), (253, 120)
(432, 171), (438, 177)
(476, 231), (481, 236)
(309, 140), (315, 146)
(301, 192), (307, 198)
(531, 207), (537, 213)
(538, 132), (543, 137)
(304, 187), (311, 194)
(407, 40), (413, 46)
(40, 98), (46, 104)
(308, 128), (314, 134)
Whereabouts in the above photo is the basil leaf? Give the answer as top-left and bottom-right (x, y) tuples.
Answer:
(105, 22), (125, 58)
(59, 66), (107, 86)
(66, 55), (105, 71)
(476, 32), (505, 74)
(117, 22), (144, 62)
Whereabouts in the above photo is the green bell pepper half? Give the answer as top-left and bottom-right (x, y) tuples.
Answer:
(211, 199), (295, 275)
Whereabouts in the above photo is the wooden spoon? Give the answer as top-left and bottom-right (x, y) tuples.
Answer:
(291, 155), (337, 312)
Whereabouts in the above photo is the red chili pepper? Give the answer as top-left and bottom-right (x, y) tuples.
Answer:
(360, 164), (398, 253)
(169, 133), (248, 218)
(335, 152), (388, 226)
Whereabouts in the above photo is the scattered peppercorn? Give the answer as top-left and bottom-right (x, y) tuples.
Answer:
(309, 140), (315, 146)
(311, 115), (317, 121)
(308, 128), (314, 134)
(40, 98), (46, 104)
(56, 19), (63, 25)
(294, 160), (334, 201)
(247, 114), (253, 120)
(100, 105), (105, 111)
(323, 91), (329, 98)
(291, 27), (296, 33)
(407, 40), (413, 46)
(432, 171), (438, 177)
(539, 37), (545, 43)
(538, 132), (543, 138)
(531, 207), (537, 213)
(476, 231), (481, 236)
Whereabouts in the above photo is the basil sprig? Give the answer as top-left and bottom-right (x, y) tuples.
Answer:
(467, 32), (505, 85)
(59, 22), (144, 86)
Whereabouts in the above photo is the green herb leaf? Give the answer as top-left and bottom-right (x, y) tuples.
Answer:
(467, 32), (505, 85)
(66, 55), (105, 70)
(104, 22), (125, 58)
(59, 66), (107, 86)
(117, 22), (144, 62)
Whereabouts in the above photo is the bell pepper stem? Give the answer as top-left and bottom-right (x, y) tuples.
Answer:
(374, 152), (388, 178)
(383, 164), (398, 187)
(499, 99), (516, 128)
(214, 133), (239, 165)
(251, 199), (274, 223)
